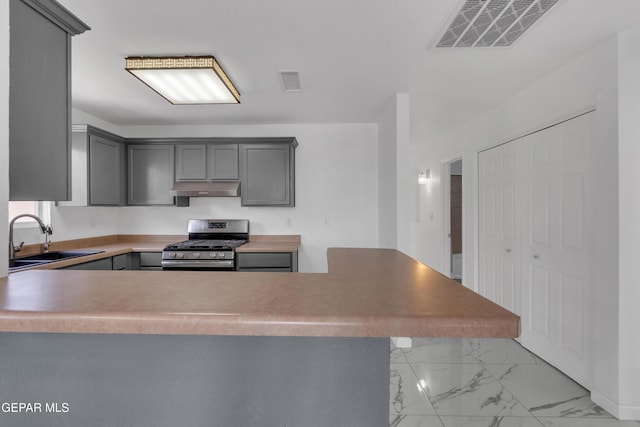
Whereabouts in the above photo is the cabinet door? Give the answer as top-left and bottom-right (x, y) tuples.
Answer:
(10, 1), (70, 201)
(60, 257), (113, 270)
(89, 134), (124, 205)
(176, 144), (207, 180)
(128, 145), (175, 205)
(207, 144), (238, 179)
(240, 144), (294, 206)
(236, 252), (297, 272)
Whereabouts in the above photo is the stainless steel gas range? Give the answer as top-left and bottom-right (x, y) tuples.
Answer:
(161, 219), (249, 271)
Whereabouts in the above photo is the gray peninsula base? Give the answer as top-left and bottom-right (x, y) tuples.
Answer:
(0, 333), (389, 427)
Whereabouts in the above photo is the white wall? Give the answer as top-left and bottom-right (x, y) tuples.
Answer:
(616, 26), (640, 420)
(411, 32), (640, 419)
(0, 0), (9, 278)
(56, 120), (379, 273)
(377, 94), (411, 251)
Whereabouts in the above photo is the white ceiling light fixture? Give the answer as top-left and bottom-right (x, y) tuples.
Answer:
(125, 56), (240, 104)
(435, 0), (560, 48)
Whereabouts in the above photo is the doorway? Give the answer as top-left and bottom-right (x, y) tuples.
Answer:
(443, 157), (463, 283)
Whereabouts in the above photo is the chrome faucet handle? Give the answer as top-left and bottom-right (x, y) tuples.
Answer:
(44, 226), (53, 253)
(14, 242), (24, 253)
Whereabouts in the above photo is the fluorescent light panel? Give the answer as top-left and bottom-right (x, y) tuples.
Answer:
(125, 56), (240, 104)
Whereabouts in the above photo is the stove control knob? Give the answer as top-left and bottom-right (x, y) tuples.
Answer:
(177, 253), (184, 259)
(193, 252), (201, 259)
(209, 252), (216, 259)
(169, 252), (176, 259)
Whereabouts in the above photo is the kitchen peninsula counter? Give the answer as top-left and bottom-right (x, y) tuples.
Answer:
(0, 248), (518, 427)
(0, 248), (517, 337)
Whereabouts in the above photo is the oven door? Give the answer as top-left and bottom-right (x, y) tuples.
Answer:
(161, 259), (235, 271)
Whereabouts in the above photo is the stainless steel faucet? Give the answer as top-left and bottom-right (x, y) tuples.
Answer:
(8, 214), (54, 261)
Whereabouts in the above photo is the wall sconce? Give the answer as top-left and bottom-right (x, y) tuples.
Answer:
(418, 169), (430, 185)
(125, 55), (240, 104)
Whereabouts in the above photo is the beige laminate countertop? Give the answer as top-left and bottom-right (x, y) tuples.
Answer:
(0, 246), (518, 338)
(10, 234), (301, 271)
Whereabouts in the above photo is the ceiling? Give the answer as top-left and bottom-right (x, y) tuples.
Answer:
(59, 0), (640, 135)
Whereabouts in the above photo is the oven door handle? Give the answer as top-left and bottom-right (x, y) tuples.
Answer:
(161, 260), (235, 269)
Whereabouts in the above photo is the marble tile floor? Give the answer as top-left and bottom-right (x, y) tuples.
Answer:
(390, 338), (640, 427)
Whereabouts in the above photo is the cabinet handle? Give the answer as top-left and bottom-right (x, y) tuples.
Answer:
(533, 254), (540, 259)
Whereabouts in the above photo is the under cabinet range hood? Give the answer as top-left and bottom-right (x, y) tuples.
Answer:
(170, 181), (240, 197)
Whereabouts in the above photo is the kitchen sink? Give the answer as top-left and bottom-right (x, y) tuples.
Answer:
(8, 250), (105, 272)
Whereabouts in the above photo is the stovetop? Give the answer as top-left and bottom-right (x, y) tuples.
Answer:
(164, 239), (247, 251)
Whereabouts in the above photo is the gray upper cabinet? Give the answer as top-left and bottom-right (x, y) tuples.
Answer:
(207, 144), (239, 180)
(128, 145), (175, 205)
(61, 125), (125, 206)
(239, 139), (296, 206)
(176, 145), (207, 180)
(9, 0), (89, 201)
(90, 132), (126, 205)
(176, 143), (238, 181)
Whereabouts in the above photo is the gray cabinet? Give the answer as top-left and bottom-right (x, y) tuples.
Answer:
(60, 257), (113, 270)
(176, 145), (206, 180)
(9, 0), (89, 201)
(135, 252), (162, 271)
(208, 144), (239, 179)
(176, 143), (238, 181)
(61, 125), (125, 206)
(90, 132), (126, 205)
(239, 141), (296, 206)
(237, 252), (298, 272)
(112, 253), (136, 270)
(128, 145), (175, 205)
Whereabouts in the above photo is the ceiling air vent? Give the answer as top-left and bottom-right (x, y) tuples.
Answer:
(279, 71), (302, 92)
(435, 0), (560, 48)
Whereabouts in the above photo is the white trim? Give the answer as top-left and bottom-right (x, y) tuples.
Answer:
(592, 391), (640, 421)
(441, 154), (463, 281)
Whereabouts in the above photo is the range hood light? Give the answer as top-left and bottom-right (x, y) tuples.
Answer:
(170, 181), (241, 198)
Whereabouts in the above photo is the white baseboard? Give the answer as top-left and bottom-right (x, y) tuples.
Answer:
(592, 390), (640, 421)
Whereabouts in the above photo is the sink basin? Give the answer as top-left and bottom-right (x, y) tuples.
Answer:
(9, 250), (105, 271)
(15, 250), (105, 262)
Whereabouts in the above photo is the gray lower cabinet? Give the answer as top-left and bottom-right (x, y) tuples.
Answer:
(176, 143), (238, 181)
(239, 142), (296, 206)
(128, 145), (175, 205)
(112, 253), (137, 270)
(237, 252), (298, 272)
(59, 253), (140, 270)
(136, 252), (162, 271)
(9, 0), (89, 201)
(60, 257), (113, 270)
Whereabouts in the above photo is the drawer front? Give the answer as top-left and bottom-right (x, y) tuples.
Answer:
(237, 253), (291, 269)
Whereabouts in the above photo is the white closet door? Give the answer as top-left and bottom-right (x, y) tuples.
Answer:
(520, 112), (593, 387)
(478, 141), (521, 315)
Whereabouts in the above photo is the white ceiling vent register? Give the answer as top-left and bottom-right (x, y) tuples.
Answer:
(279, 71), (302, 92)
(436, 0), (560, 48)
